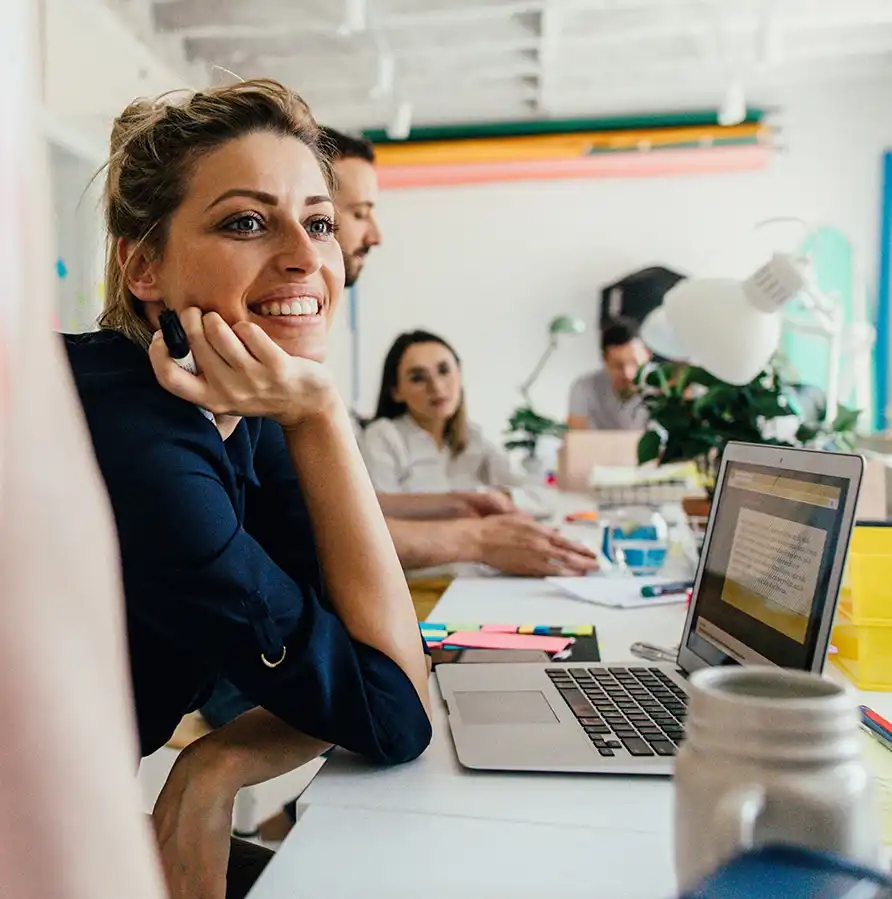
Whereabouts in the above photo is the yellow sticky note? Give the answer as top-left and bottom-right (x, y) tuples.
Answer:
(518, 625), (536, 635)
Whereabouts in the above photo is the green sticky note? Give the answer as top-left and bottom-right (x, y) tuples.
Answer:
(561, 625), (593, 636)
(446, 623), (480, 632)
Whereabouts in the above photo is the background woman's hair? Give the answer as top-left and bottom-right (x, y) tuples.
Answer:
(98, 78), (332, 349)
(374, 330), (469, 457)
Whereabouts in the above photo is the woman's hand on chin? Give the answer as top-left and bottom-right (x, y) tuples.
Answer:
(150, 307), (337, 427)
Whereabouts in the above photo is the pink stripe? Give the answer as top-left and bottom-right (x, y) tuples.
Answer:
(378, 145), (771, 190)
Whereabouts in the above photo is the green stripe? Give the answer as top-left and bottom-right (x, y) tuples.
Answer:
(583, 136), (762, 154)
(363, 109), (765, 145)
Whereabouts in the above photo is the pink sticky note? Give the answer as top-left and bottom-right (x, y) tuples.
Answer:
(443, 631), (572, 653)
(480, 624), (519, 633)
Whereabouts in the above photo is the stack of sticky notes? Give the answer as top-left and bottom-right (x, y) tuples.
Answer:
(420, 622), (595, 653)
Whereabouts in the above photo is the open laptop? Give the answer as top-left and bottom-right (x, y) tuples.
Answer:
(556, 430), (643, 491)
(437, 442), (864, 775)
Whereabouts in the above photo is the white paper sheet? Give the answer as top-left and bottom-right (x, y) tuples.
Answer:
(547, 575), (691, 608)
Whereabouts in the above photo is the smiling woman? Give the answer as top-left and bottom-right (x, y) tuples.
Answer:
(64, 79), (431, 899)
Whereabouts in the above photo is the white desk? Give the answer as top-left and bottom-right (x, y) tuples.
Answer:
(255, 806), (674, 899)
(295, 578), (684, 831)
(248, 577), (688, 899)
(249, 529), (892, 898)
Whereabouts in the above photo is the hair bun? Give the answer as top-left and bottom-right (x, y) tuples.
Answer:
(109, 100), (159, 155)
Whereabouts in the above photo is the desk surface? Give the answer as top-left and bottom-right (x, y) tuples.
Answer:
(248, 576), (689, 899)
(249, 504), (892, 899)
(297, 578), (683, 831)
(255, 805), (675, 899)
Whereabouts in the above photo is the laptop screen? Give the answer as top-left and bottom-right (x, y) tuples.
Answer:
(684, 461), (852, 670)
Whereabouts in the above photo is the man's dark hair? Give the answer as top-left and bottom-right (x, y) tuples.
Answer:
(319, 126), (376, 164)
(600, 316), (640, 354)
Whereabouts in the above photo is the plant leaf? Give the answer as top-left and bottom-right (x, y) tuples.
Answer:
(831, 405), (861, 433)
(637, 429), (663, 465)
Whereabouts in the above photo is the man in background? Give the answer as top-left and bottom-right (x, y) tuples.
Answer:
(567, 316), (651, 431)
(321, 126), (597, 578)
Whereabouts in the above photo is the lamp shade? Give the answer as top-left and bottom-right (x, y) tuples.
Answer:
(642, 277), (782, 384)
(639, 306), (689, 362)
(549, 315), (586, 336)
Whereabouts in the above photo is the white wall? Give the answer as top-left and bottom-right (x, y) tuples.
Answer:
(49, 144), (106, 332)
(40, 0), (203, 332)
(350, 79), (892, 442)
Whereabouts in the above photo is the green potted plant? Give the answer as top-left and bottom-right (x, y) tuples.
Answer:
(504, 406), (567, 475)
(636, 361), (861, 511)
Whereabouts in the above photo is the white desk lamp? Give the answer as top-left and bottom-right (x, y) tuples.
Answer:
(641, 252), (850, 416)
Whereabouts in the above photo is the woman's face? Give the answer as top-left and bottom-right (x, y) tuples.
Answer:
(393, 341), (463, 428)
(125, 130), (344, 362)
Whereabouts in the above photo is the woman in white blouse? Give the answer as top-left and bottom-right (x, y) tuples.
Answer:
(362, 331), (522, 494)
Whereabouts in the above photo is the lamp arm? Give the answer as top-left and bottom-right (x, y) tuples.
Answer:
(519, 337), (558, 408)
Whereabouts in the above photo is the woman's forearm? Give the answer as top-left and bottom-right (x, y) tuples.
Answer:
(284, 398), (431, 715)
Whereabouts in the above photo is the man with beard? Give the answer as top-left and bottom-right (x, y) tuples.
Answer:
(321, 127), (597, 578)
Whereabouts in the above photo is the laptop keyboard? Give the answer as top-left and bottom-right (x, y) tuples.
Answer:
(546, 666), (687, 759)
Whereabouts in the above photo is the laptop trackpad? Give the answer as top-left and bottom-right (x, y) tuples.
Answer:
(453, 690), (559, 725)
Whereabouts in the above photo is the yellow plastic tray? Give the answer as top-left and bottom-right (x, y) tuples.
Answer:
(832, 605), (892, 691)
(839, 525), (892, 625)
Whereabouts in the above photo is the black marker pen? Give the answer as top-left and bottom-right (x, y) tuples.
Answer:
(158, 310), (214, 422)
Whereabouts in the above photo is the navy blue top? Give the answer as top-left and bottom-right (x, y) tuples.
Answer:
(64, 330), (431, 764)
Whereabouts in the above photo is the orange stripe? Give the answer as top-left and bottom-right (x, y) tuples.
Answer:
(373, 123), (768, 166)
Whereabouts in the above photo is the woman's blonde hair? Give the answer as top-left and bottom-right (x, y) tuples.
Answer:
(98, 79), (333, 349)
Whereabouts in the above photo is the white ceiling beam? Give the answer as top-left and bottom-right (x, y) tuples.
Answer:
(285, 31), (892, 107)
(170, 11), (892, 70)
(152, 0), (892, 41)
(265, 60), (541, 98)
(247, 22), (892, 82)
(239, 37), (539, 72)
(156, 2), (540, 40)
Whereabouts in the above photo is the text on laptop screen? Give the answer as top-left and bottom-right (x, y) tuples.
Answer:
(685, 462), (850, 669)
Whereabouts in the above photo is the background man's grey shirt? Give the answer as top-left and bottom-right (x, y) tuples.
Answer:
(568, 369), (648, 430)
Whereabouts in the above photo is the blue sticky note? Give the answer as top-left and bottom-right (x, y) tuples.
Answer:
(421, 623), (447, 631)
(533, 625), (551, 635)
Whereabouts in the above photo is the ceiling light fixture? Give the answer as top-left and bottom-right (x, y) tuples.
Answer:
(339, 0), (368, 35)
(386, 101), (413, 141)
(718, 79), (747, 127)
